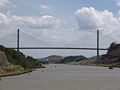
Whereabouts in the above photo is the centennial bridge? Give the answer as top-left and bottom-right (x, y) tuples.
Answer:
(0, 29), (115, 60)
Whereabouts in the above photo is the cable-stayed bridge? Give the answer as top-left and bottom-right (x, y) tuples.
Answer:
(0, 29), (116, 59)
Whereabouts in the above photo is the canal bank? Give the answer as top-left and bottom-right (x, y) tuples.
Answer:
(0, 65), (33, 77)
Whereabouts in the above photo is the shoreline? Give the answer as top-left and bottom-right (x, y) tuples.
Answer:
(68, 63), (120, 69)
(0, 64), (45, 78)
(0, 66), (45, 78)
(0, 69), (32, 78)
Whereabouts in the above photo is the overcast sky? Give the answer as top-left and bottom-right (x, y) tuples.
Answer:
(0, 0), (120, 58)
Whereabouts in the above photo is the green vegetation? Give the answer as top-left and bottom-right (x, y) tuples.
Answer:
(68, 60), (96, 65)
(40, 55), (63, 64)
(0, 45), (44, 69)
(0, 45), (45, 77)
(0, 65), (33, 77)
(68, 59), (120, 68)
(59, 55), (87, 64)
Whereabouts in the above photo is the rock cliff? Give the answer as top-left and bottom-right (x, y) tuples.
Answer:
(98, 43), (120, 64)
(0, 52), (9, 67)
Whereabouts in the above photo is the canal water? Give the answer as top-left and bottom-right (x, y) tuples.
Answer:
(0, 64), (120, 90)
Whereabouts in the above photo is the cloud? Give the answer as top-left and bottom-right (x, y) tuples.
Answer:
(0, 0), (13, 7)
(39, 4), (50, 9)
(75, 7), (120, 35)
(116, 0), (120, 7)
(0, 13), (61, 30)
(75, 7), (103, 30)
(117, 10), (120, 18)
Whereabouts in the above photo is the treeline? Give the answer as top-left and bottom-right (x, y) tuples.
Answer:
(0, 45), (44, 69)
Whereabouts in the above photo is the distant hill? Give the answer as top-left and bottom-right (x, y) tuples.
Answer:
(88, 55), (102, 60)
(40, 55), (87, 64)
(40, 55), (64, 64)
(59, 55), (87, 64)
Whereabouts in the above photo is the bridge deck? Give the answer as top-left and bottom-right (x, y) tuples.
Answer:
(9, 47), (108, 50)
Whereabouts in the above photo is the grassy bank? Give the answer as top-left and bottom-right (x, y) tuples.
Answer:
(68, 60), (120, 68)
(0, 65), (33, 77)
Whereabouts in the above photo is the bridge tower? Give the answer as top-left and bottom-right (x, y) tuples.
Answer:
(97, 30), (99, 60)
(17, 29), (20, 52)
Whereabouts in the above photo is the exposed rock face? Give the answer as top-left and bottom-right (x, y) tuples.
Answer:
(99, 43), (120, 64)
(0, 52), (9, 67)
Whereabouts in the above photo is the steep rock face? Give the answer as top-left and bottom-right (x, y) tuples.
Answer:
(107, 43), (120, 56)
(99, 43), (120, 64)
(0, 52), (9, 67)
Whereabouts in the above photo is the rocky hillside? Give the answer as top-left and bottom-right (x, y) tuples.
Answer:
(98, 42), (120, 64)
(0, 45), (44, 69)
